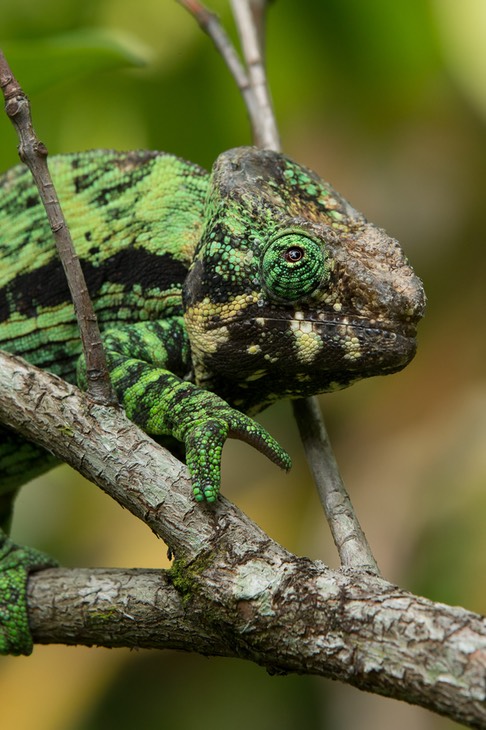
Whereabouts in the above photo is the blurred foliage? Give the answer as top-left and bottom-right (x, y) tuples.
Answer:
(0, 1), (485, 729)
(73, 653), (323, 730)
(1, 30), (146, 95)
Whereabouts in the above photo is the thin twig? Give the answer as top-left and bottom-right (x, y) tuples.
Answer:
(293, 398), (380, 575)
(176, 0), (261, 134)
(0, 49), (115, 405)
(246, 0), (270, 54)
(178, 0), (276, 149)
(230, 0), (280, 150)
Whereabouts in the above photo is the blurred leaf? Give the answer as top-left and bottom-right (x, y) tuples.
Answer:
(410, 485), (486, 615)
(268, 0), (441, 128)
(433, 0), (486, 121)
(0, 29), (148, 94)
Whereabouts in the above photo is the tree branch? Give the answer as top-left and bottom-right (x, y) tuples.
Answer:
(1, 349), (486, 728)
(292, 398), (380, 575)
(27, 568), (231, 655)
(26, 567), (486, 729)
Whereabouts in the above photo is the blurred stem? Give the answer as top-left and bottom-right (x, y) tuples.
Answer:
(230, 0), (280, 149)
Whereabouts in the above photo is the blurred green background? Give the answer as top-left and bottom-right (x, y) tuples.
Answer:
(1, 1), (485, 728)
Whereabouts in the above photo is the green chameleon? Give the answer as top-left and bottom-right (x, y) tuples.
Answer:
(0, 146), (425, 654)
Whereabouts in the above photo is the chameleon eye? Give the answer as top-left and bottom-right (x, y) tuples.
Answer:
(262, 231), (328, 301)
(283, 246), (304, 263)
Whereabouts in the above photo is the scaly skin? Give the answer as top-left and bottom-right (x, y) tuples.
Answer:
(0, 145), (426, 652)
(0, 531), (57, 655)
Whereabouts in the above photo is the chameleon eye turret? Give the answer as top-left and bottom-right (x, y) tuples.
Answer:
(261, 231), (329, 302)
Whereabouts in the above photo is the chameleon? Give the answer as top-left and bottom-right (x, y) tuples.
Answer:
(0, 145), (425, 654)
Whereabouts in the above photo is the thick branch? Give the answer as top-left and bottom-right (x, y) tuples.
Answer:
(28, 568), (231, 654)
(26, 565), (486, 730)
(1, 349), (486, 728)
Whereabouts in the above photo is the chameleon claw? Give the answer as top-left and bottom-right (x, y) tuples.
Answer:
(192, 484), (218, 503)
(228, 416), (292, 472)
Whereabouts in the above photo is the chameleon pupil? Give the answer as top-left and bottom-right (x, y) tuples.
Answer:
(284, 247), (304, 263)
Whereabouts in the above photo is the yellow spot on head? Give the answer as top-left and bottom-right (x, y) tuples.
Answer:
(247, 344), (262, 355)
(189, 324), (230, 356)
(289, 321), (323, 364)
(343, 334), (362, 361)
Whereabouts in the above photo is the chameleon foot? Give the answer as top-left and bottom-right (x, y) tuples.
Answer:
(185, 414), (291, 503)
(0, 530), (58, 655)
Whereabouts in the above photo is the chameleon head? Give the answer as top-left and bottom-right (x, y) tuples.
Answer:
(183, 147), (426, 412)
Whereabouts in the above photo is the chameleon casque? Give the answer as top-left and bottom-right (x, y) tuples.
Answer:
(0, 145), (425, 654)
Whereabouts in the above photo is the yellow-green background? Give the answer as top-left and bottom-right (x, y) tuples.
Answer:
(1, 1), (485, 728)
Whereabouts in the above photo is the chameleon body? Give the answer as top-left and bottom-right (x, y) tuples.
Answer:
(0, 146), (425, 653)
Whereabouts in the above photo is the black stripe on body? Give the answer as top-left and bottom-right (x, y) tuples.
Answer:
(0, 248), (189, 324)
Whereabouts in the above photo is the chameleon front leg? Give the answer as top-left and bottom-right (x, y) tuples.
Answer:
(79, 318), (291, 502)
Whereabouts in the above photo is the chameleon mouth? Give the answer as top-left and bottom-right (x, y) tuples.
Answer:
(265, 312), (417, 345)
(190, 308), (419, 406)
(196, 306), (418, 385)
(256, 311), (418, 375)
(297, 312), (415, 332)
